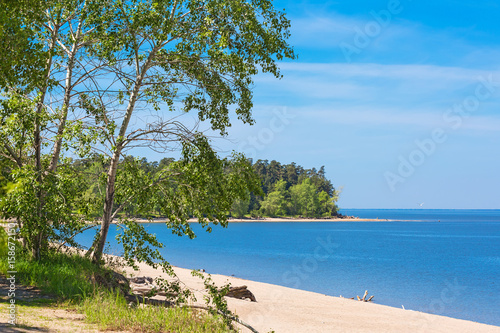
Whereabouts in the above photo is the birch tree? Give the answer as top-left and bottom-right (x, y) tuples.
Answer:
(0, 0), (110, 258)
(1, 0), (295, 264)
(84, 0), (295, 263)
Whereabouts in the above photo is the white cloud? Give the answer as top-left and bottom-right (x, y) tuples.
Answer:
(292, 105), (500, 132)
(254, 62), (500, 119)
(286, 7), (500, 67)
(277, 62), (500, 82)
(290, 14), (360, 47)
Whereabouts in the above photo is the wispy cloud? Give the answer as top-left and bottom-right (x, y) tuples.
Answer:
(277, 62), (499, 81)
(292, 105), (500, 132)
(287, 7), (500, 66)
(255, 63), (500, 117)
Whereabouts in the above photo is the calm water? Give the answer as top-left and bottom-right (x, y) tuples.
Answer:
(76, 209), (500, 326)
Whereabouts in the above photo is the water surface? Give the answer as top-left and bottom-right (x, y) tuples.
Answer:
(76, 209), (500, 326)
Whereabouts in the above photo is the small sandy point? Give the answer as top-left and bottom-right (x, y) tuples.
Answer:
(128, 216), (395, 224)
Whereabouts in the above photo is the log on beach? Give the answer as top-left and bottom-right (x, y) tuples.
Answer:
(225, 285), (257, 302)
(128, 276), (177, 297)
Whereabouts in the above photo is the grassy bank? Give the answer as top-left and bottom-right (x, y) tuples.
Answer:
(0, 227), (230, 332)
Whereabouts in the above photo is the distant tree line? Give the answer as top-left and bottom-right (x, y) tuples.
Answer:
(243, 159), (339, 218)
(68, 156), (339, 219)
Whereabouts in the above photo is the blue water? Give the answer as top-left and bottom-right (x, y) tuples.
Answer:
(76, 209), (500, 326)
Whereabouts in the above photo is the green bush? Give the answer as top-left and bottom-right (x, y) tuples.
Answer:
(0, 226), (7, 258)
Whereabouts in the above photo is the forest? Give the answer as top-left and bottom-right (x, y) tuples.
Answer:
(66, 156), (340, 220)
(242, 159), (339, 218)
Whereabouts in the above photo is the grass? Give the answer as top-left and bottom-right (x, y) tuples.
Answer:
(82, 290), (230, 333)
(0, 226), (232, 332)
(1, 249), (106, 300)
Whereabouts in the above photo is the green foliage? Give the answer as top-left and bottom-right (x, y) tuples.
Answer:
(192, 270), (234, 330)
(0, 0), (112, 258)
(0, 244), (108, 300)
(85, 0), (295, 133)
(68, 155), (340, 220)
(0, 0), (49, 92)
(1, 0), (296, 261)
(253, 161), (340, 218)
(231, 195), (250, 218)
(259, 180), (289, 217)
(253, 160), (335, 196)
(71, 155), (107, 218)
(0, 226), (7, 258)
(318, 190), (339, 217)
(116, 218), (166, 270)
(0, 93), (38, 162)
(83, 0), (296, 263)
(289, 179), (320, 217)
(81, 290), (231, 333)
(96, 137), (263, 241)
(0, 161), (92, 255)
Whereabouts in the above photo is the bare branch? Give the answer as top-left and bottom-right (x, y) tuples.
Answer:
(170, 0), (179, 21)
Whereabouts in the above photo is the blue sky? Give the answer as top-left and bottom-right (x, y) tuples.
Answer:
(151, 0), (500, 209)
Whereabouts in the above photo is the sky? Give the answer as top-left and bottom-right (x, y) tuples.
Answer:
(151, 0), (500, 209)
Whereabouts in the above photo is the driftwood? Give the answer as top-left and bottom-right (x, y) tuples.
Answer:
(340, 290), (374, 302)
(225, 285), (257, 302)
(89, 270), (131, 295)
(128, 276), (177, 297)
(129, 276), (156, 296)
(130, 285), (177, 297)
(125, 294), (174, 307)
(357, 290), (374, 302)
(130, 276), (153, 284)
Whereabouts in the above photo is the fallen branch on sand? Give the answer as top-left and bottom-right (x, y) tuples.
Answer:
(357, 290), (374, 302)
(129, 276), (179, 298)
(340, 290), (374, 302)
(225, 285), (257, 302)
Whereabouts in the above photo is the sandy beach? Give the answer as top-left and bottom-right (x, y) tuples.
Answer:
(129, 216), (395, 224)
(123, 261), (500, 333)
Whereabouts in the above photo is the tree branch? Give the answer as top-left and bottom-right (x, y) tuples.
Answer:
(3, 142), (23, 167)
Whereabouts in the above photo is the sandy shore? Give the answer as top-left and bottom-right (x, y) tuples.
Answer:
(129, 216), (394, 223)
(123, 262), (500, 333)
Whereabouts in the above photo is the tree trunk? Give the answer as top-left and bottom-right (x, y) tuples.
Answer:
(48, 21), (82, 172)
(33, 99), (43, 260)
(91, 40), (158, 264)
(92, 74), (146, 264)
(31, 24), (59, 259)
(92, 150), (120, 263)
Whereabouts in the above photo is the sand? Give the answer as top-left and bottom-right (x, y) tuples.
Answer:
(129, 216), (394, 224)
(123, 262), (500, 333)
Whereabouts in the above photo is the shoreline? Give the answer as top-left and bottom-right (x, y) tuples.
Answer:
(124, 216), (398, 224)
(122, 262), (500, 333)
